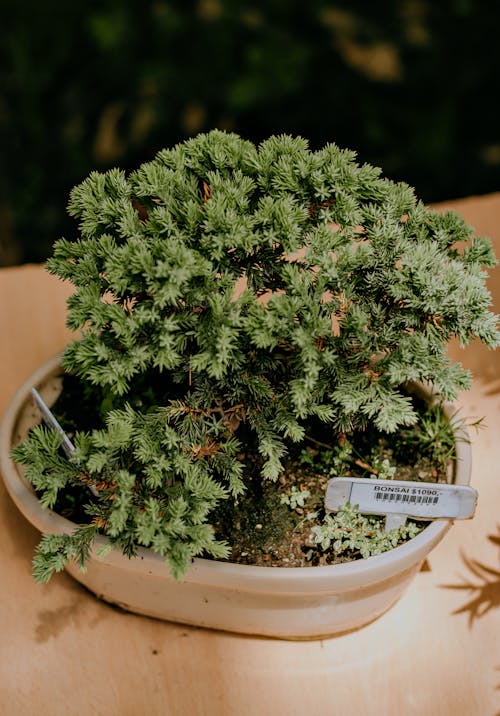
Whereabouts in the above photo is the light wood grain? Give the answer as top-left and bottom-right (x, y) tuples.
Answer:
(1, 198), (500, 716)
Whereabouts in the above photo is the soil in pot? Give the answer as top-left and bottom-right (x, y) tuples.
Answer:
(45, 373), (457, 570)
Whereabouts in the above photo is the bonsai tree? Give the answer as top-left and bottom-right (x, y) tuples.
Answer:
(13, 130), (499, 581)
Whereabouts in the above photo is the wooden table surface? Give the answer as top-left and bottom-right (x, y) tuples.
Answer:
(1, 194), (500, 716)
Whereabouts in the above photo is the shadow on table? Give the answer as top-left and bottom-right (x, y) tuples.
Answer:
(442, 528), (500, 627)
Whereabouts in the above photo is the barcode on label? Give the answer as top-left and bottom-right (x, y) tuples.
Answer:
(374, 492), (439, 505)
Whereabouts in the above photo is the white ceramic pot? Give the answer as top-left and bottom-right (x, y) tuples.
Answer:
(0, 356), (472, 639)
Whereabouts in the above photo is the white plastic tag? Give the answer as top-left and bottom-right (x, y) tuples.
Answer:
(32, 387), (99, 498)
(325, 477), (477, 521)
(32, 387), (75, 459)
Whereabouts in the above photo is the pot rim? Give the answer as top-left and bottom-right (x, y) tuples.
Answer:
(0, 355), (472, 593)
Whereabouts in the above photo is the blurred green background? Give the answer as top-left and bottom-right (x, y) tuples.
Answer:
(1, 0), (499, 265)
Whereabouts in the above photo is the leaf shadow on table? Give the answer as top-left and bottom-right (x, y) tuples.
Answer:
(441, 528), (500, 627)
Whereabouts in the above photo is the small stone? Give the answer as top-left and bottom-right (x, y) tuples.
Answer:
(255, 523), (263, 530)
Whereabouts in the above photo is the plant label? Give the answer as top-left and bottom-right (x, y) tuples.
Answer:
(31, 388), (99, 498)
(325, 477), (478, 522)
(31, 388), (75, 458)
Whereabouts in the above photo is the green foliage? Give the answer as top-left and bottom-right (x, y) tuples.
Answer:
(280, 486), (310, 510)
(14, 130), (499, 581)
(399, 404), (472, 474)
(311, 504), (422, 559)
(11, 426), (81, 509)
(32, 527), (98, 583)
(369, 458), (397, 481)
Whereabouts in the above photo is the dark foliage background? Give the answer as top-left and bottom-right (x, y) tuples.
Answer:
(1, 0), (499, 265)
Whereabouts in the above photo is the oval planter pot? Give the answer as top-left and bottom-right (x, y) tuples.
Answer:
(0, 356), (472, 639)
